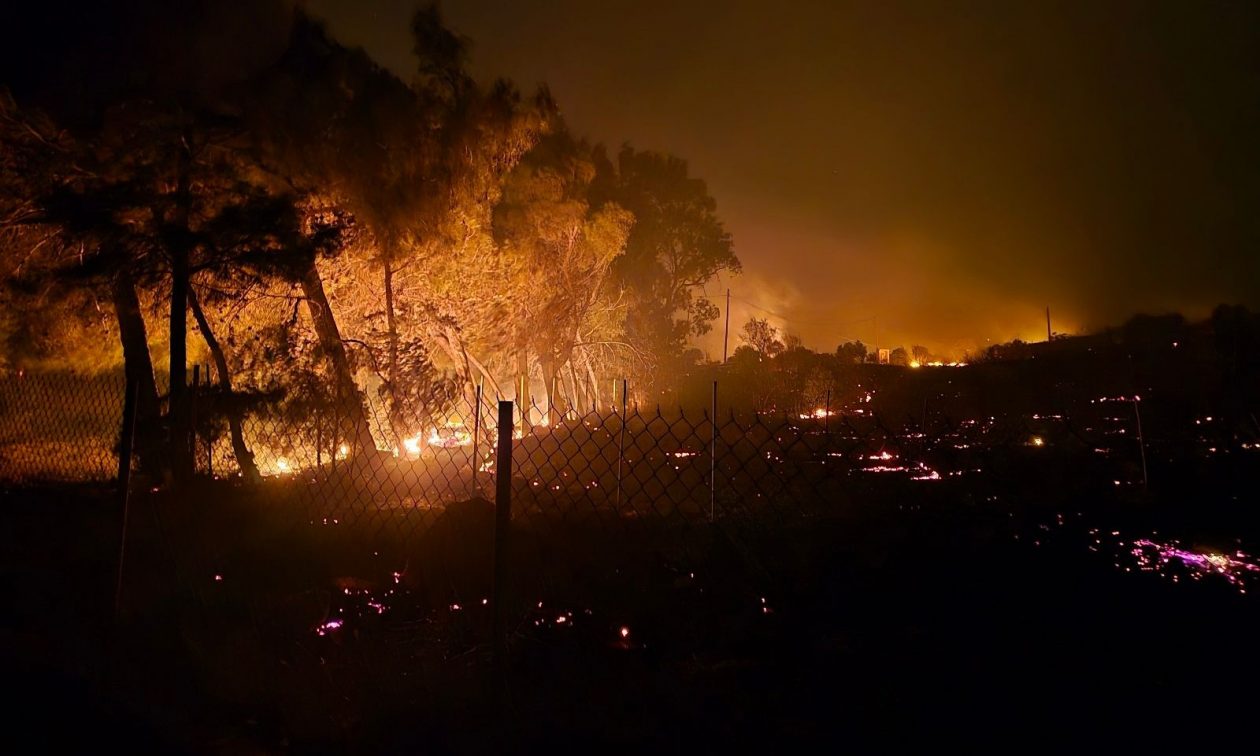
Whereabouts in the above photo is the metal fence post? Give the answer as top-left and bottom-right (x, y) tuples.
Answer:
(115, 378), (139, 622)
(492, 400), (514, 675)
(710, 380), (718, 522)
(1133, 397), (1149, 490)
(615, 379), (627, 512)
(189, 365), (199, 476)
(472, 383), (483, 488)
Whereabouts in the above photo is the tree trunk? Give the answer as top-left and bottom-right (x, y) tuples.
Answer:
(540, 355), (558, 426)
(382, 261), (404, 443)
(434, 328), (503, 402)
(585, 357), (601, 412)
(299, 258), (377, 455)
(567, 361), (582, 417)
(516, 349), (532, 429)
(111, 268), (162, 474)
(168, 142), (193, 483)
(188, 287), (261, 482)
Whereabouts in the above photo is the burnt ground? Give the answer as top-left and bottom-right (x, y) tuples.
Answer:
(3, 470), (1260, 754)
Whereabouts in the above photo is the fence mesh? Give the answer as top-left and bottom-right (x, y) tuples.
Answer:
(7, 367), (1260, 746)
(0, 367), (1205, 524)
(0, 371), (126, 482)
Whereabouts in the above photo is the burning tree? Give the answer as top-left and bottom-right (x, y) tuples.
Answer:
(0, 2), (740, 481)
(740, 316), (785, 359)
(493, 129), (634, 422)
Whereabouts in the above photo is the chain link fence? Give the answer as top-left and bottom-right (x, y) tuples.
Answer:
(6, 367), (1260, 747)
(0, 367), (1221, 512)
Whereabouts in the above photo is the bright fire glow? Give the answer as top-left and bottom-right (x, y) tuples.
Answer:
(1129, 538), (1260, 592)
(315, 618), (343, 636)
(427, 425), (473, 449)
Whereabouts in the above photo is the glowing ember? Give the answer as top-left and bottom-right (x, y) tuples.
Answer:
(274, 457), (292, 474)
(315, 618), (343, 636)
(1129, 538), (1260, 592)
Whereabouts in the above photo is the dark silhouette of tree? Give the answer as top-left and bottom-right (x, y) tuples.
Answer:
(837, 340), (867, 363)
(600, 146), (739, 384)
(739, 316), (784, 359)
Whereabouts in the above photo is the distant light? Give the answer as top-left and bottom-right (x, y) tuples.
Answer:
(1030, 436), (1045, 447)
(619, 626), (630, 639)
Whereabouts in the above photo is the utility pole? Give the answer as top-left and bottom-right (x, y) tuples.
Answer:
(722, 288), (731, 364)
(1046, 306), (1052, 342)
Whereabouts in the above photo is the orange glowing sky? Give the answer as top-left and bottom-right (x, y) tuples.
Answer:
(281, 2), (1260, 354)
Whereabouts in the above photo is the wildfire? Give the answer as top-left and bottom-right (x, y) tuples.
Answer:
(315, 618), (343, 636)
(1128, 538), (1260, 593)
(427, 425), (472, 449)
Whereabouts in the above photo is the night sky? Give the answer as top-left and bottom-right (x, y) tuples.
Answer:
(306, 0), (1260, 355)
(4, 1), (1256, 355)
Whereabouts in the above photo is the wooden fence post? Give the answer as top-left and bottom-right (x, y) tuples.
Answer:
(492, 400), (514, 675)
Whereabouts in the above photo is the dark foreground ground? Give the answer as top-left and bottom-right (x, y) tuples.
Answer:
(3, 475), (1259, 754)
